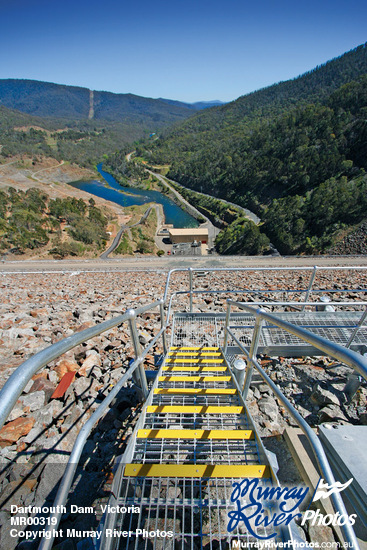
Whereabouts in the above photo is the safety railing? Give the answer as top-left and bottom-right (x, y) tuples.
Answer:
(0, 298), (168, 550)
(0, 299), (167, 432)
(223, 299), (367, 550)
(163, 266), (367, 310)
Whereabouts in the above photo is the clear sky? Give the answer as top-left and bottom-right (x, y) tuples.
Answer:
(1, 0), (366, 103)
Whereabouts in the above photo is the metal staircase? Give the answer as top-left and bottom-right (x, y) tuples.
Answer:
(1, 266), (367, 550)
(100, 346), (287, 550)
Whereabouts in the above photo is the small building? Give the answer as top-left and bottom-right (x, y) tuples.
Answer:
(168, 228), (209, 244)
(157, 224), (174, 236)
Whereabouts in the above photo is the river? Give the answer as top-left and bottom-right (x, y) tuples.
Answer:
(68, 164), (199, 228)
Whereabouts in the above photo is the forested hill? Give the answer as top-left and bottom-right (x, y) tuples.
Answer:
(0, 79), (201, 125)
(140, 43), (367, 161)
(135, 42), (367, 255)
(0, 80), (220, 167)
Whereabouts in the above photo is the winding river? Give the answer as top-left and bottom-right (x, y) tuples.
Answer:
(68, 164), (199, 228)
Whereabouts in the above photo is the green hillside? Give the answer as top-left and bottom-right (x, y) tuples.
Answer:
(0, 105), (146, 167)
(0, 79), (201, 124)
(135, 43), (367, 254)
(0, 80), (217, 168)
(140, 43), (367, 162)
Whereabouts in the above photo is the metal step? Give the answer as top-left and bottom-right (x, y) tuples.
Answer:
(99, 346), (291, 550)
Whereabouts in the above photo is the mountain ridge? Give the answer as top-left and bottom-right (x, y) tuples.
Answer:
(0, 78), (221, 122)
(133, 42), (367, 255)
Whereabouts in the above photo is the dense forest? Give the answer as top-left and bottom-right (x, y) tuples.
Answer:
(134, 43), (367, 254)
(0, 188), (109, 257)
(0, 79), (205, 122)
(0, 105), (146, 167)
(0, 78), (215, 168)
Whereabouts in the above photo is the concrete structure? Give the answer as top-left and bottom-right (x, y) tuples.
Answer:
(168, 228), (209, 244)
(157, 224), (174, 236)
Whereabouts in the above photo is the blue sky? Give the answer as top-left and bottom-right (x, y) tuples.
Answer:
(1, 0), (366, 103)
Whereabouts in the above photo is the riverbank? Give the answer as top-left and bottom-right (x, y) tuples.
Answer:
(0, 156), (132, 260)
(0, 156), (214, 261)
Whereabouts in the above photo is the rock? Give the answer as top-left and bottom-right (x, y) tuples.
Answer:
(308, 523), (335, 545)
(54, 359), (78, 381)
(75, 321), (94, 333)
(0, 447), (17, 462)
(33, 463), (66, 503)
(0, 509), (18, 550)
(48, 370), (59, 384)
(29, 378), (56, 402)
(23, 379), (36, 394)
(19, 391), (46, 412)
(310, 382), (341, 407)
(258, 397), (279, 419)
(0, 478), (37, 510)
(7, 405), (25, 422)
(79, 351), (101, 376)
(73, 377), (93, 398)
(318, 405), (348, 424)
(258, 383), (271, 394)
(0, 417), (36, 447)
(31, 400), (64, 430)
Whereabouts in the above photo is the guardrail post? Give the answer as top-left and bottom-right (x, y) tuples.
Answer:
(159, 299), (167, 355)
(302, 265), (317, 311)
(127, 309), (149, 398)
(189, 267), (193, 312)
(223, 300), (232, 355)
(242, 314), (264, 400)
(346, 307), (367, 348)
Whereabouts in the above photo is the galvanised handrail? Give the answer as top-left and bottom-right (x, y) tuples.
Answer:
(224, 300), (367, 381)
(0, 299), (164, 431)
(166, 287), (367, 346)
(39, 322), (167, 550)
(163, 266), (367, 307)
(0, 295), (169, 550)
(224, 300), (367, 549)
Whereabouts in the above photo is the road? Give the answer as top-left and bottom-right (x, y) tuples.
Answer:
(147, 169), (220, 247)
(1, 255), (367, 274)
(30, 160), (65, 182)
(100, 205), (160, 259)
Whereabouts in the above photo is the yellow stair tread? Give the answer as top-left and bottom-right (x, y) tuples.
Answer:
(137, 429), (254, 439)
(168, 351), (222, 358)
(165, 359), (224, 364)
(158, 375), (231, 382)
(162, 366), (227, 372)
(146, 405), (245, 414)
(124, 463), (270, 478)
(154, 388), (237, 395)
(170, 347), (219, 351)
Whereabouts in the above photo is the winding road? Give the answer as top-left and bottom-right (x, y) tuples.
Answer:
(100, 205), (160, 259)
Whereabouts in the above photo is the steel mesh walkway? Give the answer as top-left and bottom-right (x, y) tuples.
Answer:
(102, 346), (284, 550)
(172, 311), (367, 355)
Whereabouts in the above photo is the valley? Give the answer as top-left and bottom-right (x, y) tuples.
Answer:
(0, 42), (367, 259)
